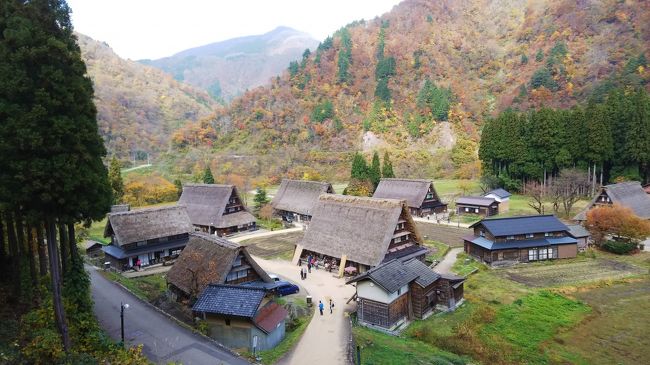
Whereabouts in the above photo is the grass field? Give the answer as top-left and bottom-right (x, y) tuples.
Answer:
(415, 222), (470, 247)
(239, 231), (304, 260)
(451, 252), (484, 277)
(100, 271), (167, 302)
(353, 326), (471, 365)
(499, 257), (646, 287)
(88, 217), (109, 244)
(423, 240), (450, 263)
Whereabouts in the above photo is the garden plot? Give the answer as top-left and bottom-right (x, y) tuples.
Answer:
(499, 259), (646, 287)
(239, 231), (304, 260)
(415, 222), (470, 247)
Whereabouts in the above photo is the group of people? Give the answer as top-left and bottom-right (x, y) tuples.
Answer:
(298, 254), (338, 275)
(318, 299), (334, 315)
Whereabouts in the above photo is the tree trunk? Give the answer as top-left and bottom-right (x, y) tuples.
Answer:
(36, 223), (48, 277)
(58, 222), (68, 275)
(15, 213), (25, 256)
(0, 213), (5, 266)
(599, 164), (604, 186)
(5, 212), (21, 301)
(46, 217), (71, 352)
(26, 224), (38, 290)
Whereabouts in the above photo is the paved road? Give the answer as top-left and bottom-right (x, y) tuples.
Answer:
(434, 247), (464, 274)
(253, 256), (355, 365)
(88, 265), (250, 365)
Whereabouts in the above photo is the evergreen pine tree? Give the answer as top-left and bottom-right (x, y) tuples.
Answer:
(350, 152), (369, 180)
(382, 152), (395, 178)
(202, 166), (215, 184)
(253, 187), (269, 213)
(369, 151), (381, 188)
(535, 49), (544, 62)
(108, 156), (124, 204)
(174, 179), (183, 199)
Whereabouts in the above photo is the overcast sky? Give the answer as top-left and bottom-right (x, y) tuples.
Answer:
(66, 0), (402, 60)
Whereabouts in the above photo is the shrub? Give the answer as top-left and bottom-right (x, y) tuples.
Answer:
(602, 240), (637, 254)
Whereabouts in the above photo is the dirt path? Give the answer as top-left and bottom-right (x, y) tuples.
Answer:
(434, 247), (463, 274)
(252, 256), (356, 365)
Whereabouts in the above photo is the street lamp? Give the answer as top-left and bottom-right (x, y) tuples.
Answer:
(121, 302), (130, 346)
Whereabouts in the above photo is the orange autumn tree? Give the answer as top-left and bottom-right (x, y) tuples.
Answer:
(585, 204), (650, 246)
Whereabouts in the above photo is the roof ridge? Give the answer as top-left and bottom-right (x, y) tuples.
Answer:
(108, 204), (182, 216)
(480, 214), (555, 221)
(184, 183), (234, 188)
(207, 283), (265, 291)
(319, 194), (404, 207)
(379, 178), (431, 182)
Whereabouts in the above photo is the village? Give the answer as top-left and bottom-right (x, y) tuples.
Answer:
(84, 171), (650, 365)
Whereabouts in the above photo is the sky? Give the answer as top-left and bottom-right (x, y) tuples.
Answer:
(66, 0), (403, 60)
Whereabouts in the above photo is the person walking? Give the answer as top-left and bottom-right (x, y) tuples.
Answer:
(318, 301), (324, 316)
(300, 268), (304, 280)
(329, 299), (334, 314)
(307, 261), (311, 273)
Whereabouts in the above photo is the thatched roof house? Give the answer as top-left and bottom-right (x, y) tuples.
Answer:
(372, 178), (447, 216)
(178, 183), (256, 236)
(574, 181), (650, 221)
(271, 179), (334, 221)
(296, 194), (426, 274)
(104, 205), (192, 247)
(102, 205), (193, 269)
(167, 232), (272, 301)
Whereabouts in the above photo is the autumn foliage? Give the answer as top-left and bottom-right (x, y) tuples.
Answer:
(585, 204), (650, 246)
(123, 174), (180, 206)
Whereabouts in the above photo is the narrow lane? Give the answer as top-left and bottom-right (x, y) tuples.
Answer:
(88, 265), (250, 365)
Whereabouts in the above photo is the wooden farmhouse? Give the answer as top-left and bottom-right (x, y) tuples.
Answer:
(102, 206), (193, 270)
(84, 241), (104, 259)
(372, 178), (447, 216)
(178, 183), (257, 236)
(347, 259), (464, 331)
(464, 215), (578, 265)
(566, 224), (590, 252)
(166, 233), (273, 303)
(482, 188), (511, 212)
(270, 179), (334, 222)
(455, 196), (499, 217)
(573, 181), (650, 221)
(294, 194), (428, 276)
(192, 285), (288, 351)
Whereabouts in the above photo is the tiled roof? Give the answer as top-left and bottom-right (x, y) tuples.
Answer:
(566, 224), (590, 238)
(466, 236), (577, 250)
(404, 259), (440, 287)
(471, 215), (569, 237)
(456, 196), (497, 207)
(484, 188), (512, 199)
(192, 285), (265, 318)
(254, 302), (288, 334)
(348, 260), (418, 293)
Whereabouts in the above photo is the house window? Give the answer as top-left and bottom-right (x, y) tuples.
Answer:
(539, 248), (549, 260)
(397, 288), (402, 295)
(507, 235), (515, 240)
(526, 233), (534, 238)
(528, 249), (538, 261)
(136, 241), (146, 247)
(479, 230), (485, 237)
(465, 207), (470, 212)
(426, 193), (433, 200)
(544, 232), (551, 237)
(474, 208), (479, 213)
(225, 318), (231, 326)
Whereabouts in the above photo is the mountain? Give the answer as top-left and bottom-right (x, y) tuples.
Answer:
(77, 33), (217, 159)
(167, 0), (649, 182)
(140, 26), (319, 101)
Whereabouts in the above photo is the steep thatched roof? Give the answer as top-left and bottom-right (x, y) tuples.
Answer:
(271, 179), (334, 216)
(372, 178), (440, 208)
(178, 183), (256, 228)
(573, 181), (650, 220)
(300, 194), (423, 266)
(166, 233), (272, 297)
(103, 205), (192, 246)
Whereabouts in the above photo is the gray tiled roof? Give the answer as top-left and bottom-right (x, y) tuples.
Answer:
(404, 259), (440, 287)
(467, 235), (577, 250)
(471, 215), (569, 237)
(456, 196), (497, 207)
(192, 284), (265, 318)
(347, 260), (422, 293)
(566, 224), (590, 238)
(484, 188), (512, 199)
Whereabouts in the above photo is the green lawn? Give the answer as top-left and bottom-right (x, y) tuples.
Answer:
(450, 253), (484, 277)
(353, 326), (471, 365)
(100, 271), (167, 302)
(433, 179), (481, 196)
(88, 217), (109, 244)
(423, 240), (450, 263)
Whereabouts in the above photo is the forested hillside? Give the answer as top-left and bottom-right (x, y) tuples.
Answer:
(165, 0), (649, 183)
(77, 33), (217, 159)
(141, 27), (319, 101)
